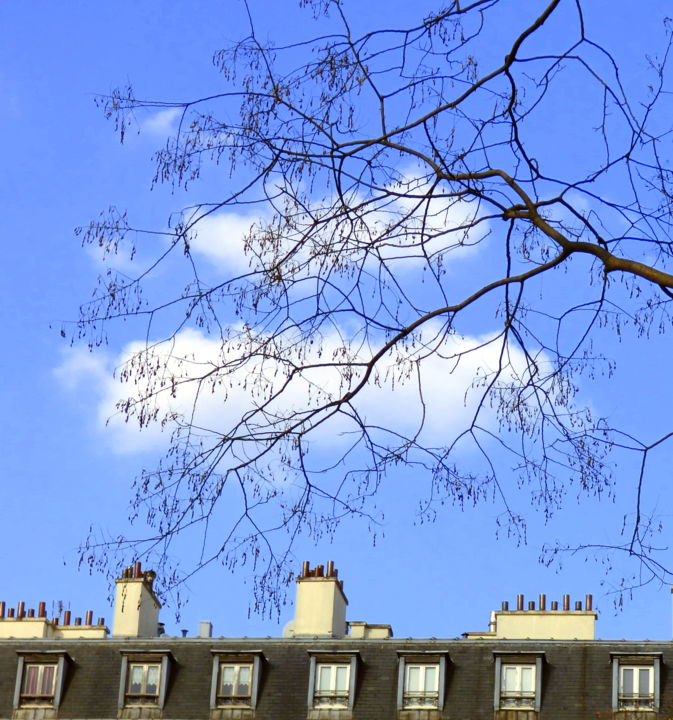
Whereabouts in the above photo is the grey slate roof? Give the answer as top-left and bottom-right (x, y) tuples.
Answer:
(0, 636), (670, 720)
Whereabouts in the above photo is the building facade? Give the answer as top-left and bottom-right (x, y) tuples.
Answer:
(0, 561), (666, 720)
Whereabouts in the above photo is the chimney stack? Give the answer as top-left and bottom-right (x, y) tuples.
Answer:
(112, 562), (161, 638)
(283, 561), (348, 638)
(465, 591), (597, 640)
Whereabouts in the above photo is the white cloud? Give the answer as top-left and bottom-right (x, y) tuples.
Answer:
(184, 173), (490, 279)
(54, 346), (110, 392)
(355, 332), (524, 445)
(56, 324), (539, 457)
(141, 108), (182, 137)
(189, 212), (260, 274)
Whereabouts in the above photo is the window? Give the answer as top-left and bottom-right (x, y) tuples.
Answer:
(612, 654), (660, 712)
(395, 654), (448, 711)
(209, 652), (262, 712)
(500, 663), (536, 709)
(314, 663), (350, 708)
(307, 653), (358, 713)
(493, 654), (542, 712)
(126, 663), (161, 705)
(14, 653), (69, 711)
(119, 653), (171, 712)
(21, 663), (57, 706)
(619, 666), (654, 710)
(217, 663), (253, 706)
(402, 664), (439, 709)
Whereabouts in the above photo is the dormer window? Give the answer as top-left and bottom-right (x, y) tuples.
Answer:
(217, 663), (253, 706)
(403, 663), (439, 708)
(307, 652), (358, 715)
(313, 663), (351, 708)
(611, 653), (661, 713)
(13, 652), (69, 716)
(500, 663), (536, 709)
(126, 662), (161, 706)
(618, 665), (654, 710)
(21, 663), (57, 706)
(494, 653), (543, 713)
(209, 651), (262, 717)
(396, 651), (448, 712)
(118, 652), (171, 716)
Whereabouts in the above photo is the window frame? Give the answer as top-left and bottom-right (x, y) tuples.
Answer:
(118, 652), (171, 710)
(126, 661), (162, 705)
(209, 652), (262, 710)
(396, 652), (448, 711)
(14, 653), (69, 710)
(611, 653), (661, 712)
(493, 653), (543, 713)
(307, 652), (358, 712)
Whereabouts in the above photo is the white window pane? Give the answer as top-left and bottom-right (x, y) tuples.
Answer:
(407, 666), (420, 692)
(424, 666), (438, 692)
(129, 665), (144, 693)
(502, 666), (518, 691)
(335, 666), (349, 692)
(317, 666), (332, 691)
(639, 668), (651, 695)
(622, 668), (634, 695)
(238, 666), (251, 695)
(520, 666), (534, 692)
(145, 665), (160, 695)
(220, 666), (234, 695)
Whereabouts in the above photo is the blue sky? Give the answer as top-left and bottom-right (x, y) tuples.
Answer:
(2, 0), (673, 642)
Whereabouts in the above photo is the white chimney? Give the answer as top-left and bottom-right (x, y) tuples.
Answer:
(464, 593), (597, 640)
(199, 621), (213, 638)
(112, 562), (161, 638)
(283, 561), (347, 638)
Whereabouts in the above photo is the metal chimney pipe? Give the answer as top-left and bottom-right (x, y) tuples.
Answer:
(585, 594), (593, 611)
(517, 594), (524, 611)
(38, 602), (46, 618)
(74, 617), (82, 626)
(63, 610), (71, 626)
(551, 601), (558, 610)
(539, 594), (546, 611)
(302, 561), (310, 577)
(134, 561), (142, 578)
(17, 602), (25, 619)
(575, 601), (583, 611)
(85, 610), (93, 625)
(563, 594), (570, 611)
(528, 601), (535, 610)
(98, 617), (105, 626)
(0, 601), (5, 619)
(501, 601), (509, 610)
(327, 560), (335, 577)
(27, 609), (35, 618)
(7, 608), (14, 618)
